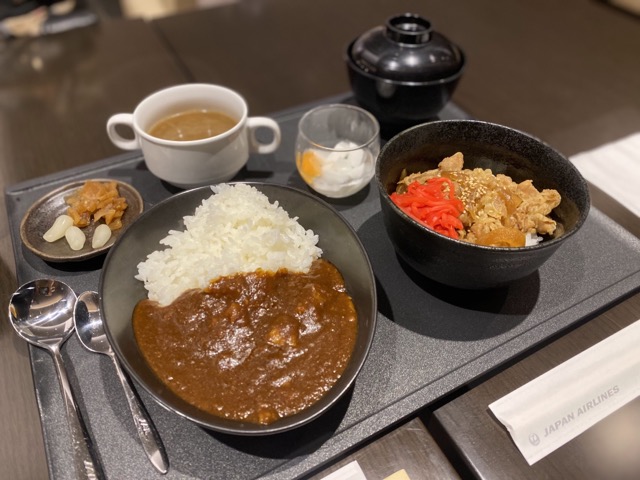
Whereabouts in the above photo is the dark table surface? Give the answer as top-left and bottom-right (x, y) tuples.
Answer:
(1, 0), (639, 479)
(428, 301), (640, 480)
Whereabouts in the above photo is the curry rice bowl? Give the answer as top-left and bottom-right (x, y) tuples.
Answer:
(135, 183), (323, 306)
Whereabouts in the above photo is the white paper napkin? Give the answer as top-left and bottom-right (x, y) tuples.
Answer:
(489, 319), (640, 465)
(320, 461), (367, 480)
(570, 132), (640, 217)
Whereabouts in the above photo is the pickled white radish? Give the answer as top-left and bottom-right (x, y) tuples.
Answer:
(91, 224), (112, 249)
(43, 215), (73, 242)
(65, 226), (86, 251)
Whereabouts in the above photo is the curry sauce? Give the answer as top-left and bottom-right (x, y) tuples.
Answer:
(133, 259), (358, 425)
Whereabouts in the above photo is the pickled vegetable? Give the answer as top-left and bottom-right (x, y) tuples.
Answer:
(66, 180), (128, 230)
(43, 215), (74, 242)
(65, 226), (86, 251)
(91, 224), (112, 249)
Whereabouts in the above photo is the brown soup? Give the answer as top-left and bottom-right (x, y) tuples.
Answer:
(132, 259), (358, 425)
(148, 109), (237, 141)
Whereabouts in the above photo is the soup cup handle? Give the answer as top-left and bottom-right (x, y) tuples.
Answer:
(246, 117), (282, 154)
(107, 113), (140, 150)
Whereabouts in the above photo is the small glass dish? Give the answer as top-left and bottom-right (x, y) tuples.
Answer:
(295, 104), (380, 198)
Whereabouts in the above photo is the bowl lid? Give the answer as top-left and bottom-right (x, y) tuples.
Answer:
(349, 13), (464, 82)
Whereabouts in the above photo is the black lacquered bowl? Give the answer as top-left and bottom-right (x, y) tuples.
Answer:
(376, 120), (591, 290)
(345, 43), (464, 126)
(345, 13), (465, 129)
(100, 183), (377, 435)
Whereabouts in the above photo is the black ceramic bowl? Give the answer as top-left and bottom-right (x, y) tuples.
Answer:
(376, 120), (591, 289)
(100, 183), (377, 435)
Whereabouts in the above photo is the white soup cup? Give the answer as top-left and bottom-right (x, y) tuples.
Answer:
(107, 84), (281, 188)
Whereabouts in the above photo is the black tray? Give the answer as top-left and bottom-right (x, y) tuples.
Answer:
(5, 95), (640, 479)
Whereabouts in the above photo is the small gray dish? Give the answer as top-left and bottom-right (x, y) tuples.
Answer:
(20, 179), (144, 263)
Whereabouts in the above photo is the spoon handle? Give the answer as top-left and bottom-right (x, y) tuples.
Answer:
(110, 352), (169, 474)
(51, 348), (105, 480)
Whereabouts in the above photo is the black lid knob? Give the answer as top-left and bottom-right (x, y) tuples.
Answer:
(385, 13), (432, 44)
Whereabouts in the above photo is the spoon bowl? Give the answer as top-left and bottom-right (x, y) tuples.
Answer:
(75, 291), (113, 355)
(9, 279), (105, 480)
(9, 279), (76, 348)
(74, 291), (169, 474)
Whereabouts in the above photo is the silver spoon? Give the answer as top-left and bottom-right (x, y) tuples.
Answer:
(9, 279), (105, 480)
(74, 291), (169, 475)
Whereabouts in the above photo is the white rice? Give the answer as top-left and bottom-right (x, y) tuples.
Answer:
(135, 183), (322, 306)
(525, 232), (543, 246)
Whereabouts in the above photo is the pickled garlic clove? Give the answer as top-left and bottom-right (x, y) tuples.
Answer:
(65, 226), (86, 251)
(91, 224), (112, 249)
(43, 215), (74, 242)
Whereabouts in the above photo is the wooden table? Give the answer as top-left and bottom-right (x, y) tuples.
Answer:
(1, 0), (639, 479)
(0, 16), (189, 480)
